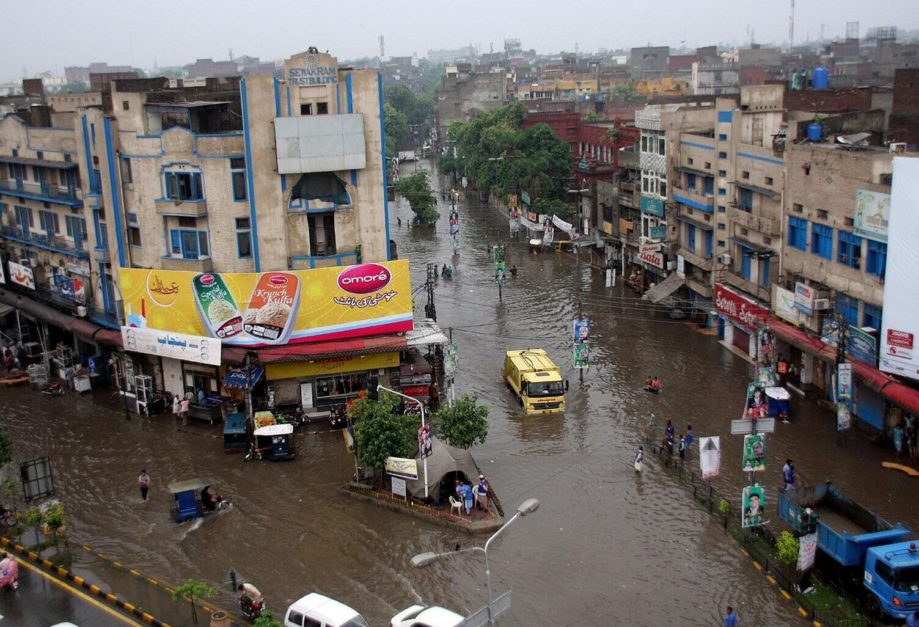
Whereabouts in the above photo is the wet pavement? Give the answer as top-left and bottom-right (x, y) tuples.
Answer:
(1, 159), (917, 626)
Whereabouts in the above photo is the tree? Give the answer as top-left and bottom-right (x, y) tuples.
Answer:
(394, 171), (440, 225)
(171, 578), (217, 624)
(432, 394), (489, 449)
(41, 501), (67, 550)
(384, 102), (408, 162)
(351, 396), (418, 475)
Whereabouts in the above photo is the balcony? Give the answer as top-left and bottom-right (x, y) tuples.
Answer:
(0, 179), (82, 208)
(2, 226), (89, 259)
(677, 246), (713, 272)
(160, 255), (213, 272)
(673, 188), (715, 213)
(154, 197), (208, 218)
(289, 250), (359, 270)
(686, 277), (713, 299)
(727, 206), (780, 237)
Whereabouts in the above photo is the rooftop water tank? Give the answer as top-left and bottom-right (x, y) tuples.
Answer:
(807, 122), (822, 142)
(813, 66), (829, 90)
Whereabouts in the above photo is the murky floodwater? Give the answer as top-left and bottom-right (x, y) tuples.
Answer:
(2, 160), (917, 626)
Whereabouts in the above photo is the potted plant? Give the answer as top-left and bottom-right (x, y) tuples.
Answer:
(774, 531), (807, 585)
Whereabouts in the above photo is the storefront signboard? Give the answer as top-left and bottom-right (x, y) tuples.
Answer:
(8, 261), (34, 290)
(385, 457), (418, 480)
(639, 244), (664, 269)
(774, 286), (801, 325)
(119, 260), (413, 347)
(265, 352), (399, 380)
(714, 284), (767, 330)
(853, 189), (890, 243)
(820, 318), (878, 366)
(121, 326), (222, 366)
(794, 282), (815, 315)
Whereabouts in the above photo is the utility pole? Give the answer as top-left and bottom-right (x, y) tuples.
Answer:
(425, 263), (437, 321)
(835, 311), (852, 438)
(447, 327), (457, 408)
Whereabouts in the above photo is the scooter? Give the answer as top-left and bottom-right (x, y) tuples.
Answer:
(329, 405), (349, 429)
(240, 596), (265, 620)
(41, 382), (64, 396)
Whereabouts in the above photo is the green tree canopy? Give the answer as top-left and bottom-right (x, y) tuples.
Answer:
(0, 425), (13, 466)
(384, 102), (408, 164)
(385, 82), (436, 151)
(394, 171), (440, 225)
(432, 394), (489, 449)
(351, 396), (419, 471)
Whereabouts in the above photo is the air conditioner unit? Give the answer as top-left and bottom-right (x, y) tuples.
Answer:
(890, 142), (906, 154)
(76, 305), (87, 317)
(718, 253), (732, 265)
(813, 298), (831, 310)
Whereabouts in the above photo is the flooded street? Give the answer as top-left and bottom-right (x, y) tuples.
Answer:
(2, 160), (917, 626)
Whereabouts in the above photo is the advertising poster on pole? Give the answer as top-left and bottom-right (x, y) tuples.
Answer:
(573, 319), (590, 342)
(837, 362), (852, 400)
(836, 403), (852, 432)
(742, 434), (766, 472)
(699, 436), (721, 479)
(741, 484), (766, 528)
(797, 532), (818, 571)
(574, 342), (589, 369)
(417, 424), (433, 459)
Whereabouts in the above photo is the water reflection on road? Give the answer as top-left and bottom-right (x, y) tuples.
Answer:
(2, 161), (916, 625)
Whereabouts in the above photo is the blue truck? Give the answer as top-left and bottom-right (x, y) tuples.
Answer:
(778, 481), (919, 620)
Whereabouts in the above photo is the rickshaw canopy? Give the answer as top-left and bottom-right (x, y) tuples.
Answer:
(167, 477), (216, 494)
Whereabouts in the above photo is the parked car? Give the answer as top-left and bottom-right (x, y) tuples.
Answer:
(285, 593), (369, 627)
(391, 605), (465, 627)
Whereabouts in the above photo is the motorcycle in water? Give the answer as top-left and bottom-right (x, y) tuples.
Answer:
(240, 596), (265, 620)
(41, 381), (64, 396)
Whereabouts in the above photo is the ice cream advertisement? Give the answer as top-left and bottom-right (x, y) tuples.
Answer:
(119, 260), (413, 347)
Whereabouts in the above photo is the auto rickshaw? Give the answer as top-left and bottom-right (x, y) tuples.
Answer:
(247, 423), (296, 461)
(168, 477), (228, 522)
(765, 386), (791, 422)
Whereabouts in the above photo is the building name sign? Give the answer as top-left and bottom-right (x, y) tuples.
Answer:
(715, 284), (767, 330)
(121, 326), (222, 366)
(794, 282), (815, 315)
(287, 65), (338, 85)
(639, 244), (664, 269)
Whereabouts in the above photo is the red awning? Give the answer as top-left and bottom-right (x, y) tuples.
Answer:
(766, 317), (830, 360)
(883, 382), (919, 417)
(851, 360), (896, 394)
(0, 289), (122, 347)
(222, 334), (408, 365)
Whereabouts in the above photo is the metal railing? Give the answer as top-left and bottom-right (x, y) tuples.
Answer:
(0, 179), (80, 204)
(1, 226), (88, 258)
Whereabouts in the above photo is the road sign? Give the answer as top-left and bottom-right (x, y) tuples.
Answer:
(699, 436), (721, 479)
(730, 417), (775, 435)
(465, 590), (512, 627)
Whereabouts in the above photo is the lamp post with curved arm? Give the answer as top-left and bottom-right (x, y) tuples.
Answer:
(411, 498), (539, 625)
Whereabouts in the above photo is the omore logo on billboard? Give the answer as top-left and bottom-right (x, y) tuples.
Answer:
(120, 260), (413, 347)
(337, 263), (392, 294)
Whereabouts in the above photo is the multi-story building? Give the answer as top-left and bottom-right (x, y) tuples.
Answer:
(434, 65), (506, 141)
(1, 49), (443, 415)
(691, 61), (740, 96)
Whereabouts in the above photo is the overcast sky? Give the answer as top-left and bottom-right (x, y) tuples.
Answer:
(3, 0), (917, 82)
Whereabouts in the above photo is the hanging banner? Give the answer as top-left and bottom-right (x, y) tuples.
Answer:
(418, 424), (433, 459)
(573, 319), (590, 342)
(518, 213), (541, 231)
(797, 532), (818, 571)
(837, 362), (852, 400)
(574, 342), (589, 369)
(605, 268), (615, 288)
(699, 436), (721, 479)
(119, 260), (413, 347)
(742, 434), (766, 472)
(837, 402), (852, 431)
(741, 484), (766, 528)
(552, 214), (574, 236)
(639, 244), (664, 269)
(774, 286), (802, 325)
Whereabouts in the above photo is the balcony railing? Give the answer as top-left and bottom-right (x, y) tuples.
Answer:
(154, 196), (208, 217)
(727, 206), (780, 237)
(2, 225), (89, 259)
(160, 255), (213, 272)
(0, 179), (82, 207)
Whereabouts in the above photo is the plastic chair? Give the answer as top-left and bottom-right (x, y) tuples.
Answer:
(449, 495), (463, 516)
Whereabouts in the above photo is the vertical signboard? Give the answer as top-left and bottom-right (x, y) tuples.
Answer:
(699, 436), (721, 479)
(880, 157), (919, 381)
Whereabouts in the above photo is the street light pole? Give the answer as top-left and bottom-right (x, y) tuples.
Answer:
(411, 498), (539, 625)
(377, 384), (429, 500)
(568, 186), (590, 384)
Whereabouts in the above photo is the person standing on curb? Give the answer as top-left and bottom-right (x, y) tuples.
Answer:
(723, 606), (737, 627)
(138, 470), (150, 501)
(172, 393), (180, 418)
(634, 446), (644, 473)
(180, 396), (190, 426)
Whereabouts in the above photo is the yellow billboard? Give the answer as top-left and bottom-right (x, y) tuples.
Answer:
(120, 260), (413, 347)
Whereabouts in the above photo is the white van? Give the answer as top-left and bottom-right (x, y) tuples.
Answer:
(285, 593), (370, 627)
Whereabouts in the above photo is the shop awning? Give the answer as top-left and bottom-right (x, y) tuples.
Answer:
(644, 272), (685, 304)
(850, 360), (895, 393)
(766, 317), (828, 359)
(0, 289), (122, 347)
(406, 319), (448, 347)
(222, 334), (408, 365)
(0, 303), (13, 318)
(223, 367), (264, 389)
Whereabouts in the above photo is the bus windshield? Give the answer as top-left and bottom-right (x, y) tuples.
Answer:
(527, 381), (564, 397)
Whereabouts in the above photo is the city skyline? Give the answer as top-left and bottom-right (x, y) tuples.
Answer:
(2, 0), (918, 83)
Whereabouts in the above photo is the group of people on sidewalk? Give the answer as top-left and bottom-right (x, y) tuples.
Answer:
(453, 475), (489, 515)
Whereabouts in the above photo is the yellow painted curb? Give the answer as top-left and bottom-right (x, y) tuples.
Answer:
(766, 575), (776, 585)
(780, 590), (793, 600)
(798, 606), (808, 618)
(752, 560), (762, 571)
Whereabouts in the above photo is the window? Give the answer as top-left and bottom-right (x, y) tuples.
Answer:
(230, 157), (247, 201)
(300, 103), (312, 115)
(874, 561), (894, 585)
(658, 137), (666, 155)
(788, 216), (808, 250)
(704, 231), (713, 257)
(717, 223), (726, 231)
(844, 217), (854, 227)
(687, 224), (696, 253)
(760, 257), (770, 287)
(686, 173), (696, 191)
(742, 171), (750, 179)
(704, 177), (714, 195)
(718, 205), (726, 213)
(718, 169), (727, 177)
(837, 231), (862, 269)
(122, 100), (130, 111)
(811, 223), (833, 259)
(765, 176), (774, 185)
(317, 102), (329, 114)
(717, 240), (726, 247)
(687, 157), (694, 165)
(169, 229), (209, 259)
(164, 171), (203, 201)
(704, 162), (711, 169)
(236, 217), (252, 258)
(65, 215), (86, 248)
(740, 228), (749, 236)
(793, 203), (803, 213)
(817, 209), (828, 220)
(719, 133), (728, 141)
(38, 210), (59, 235)
(718, 188), (726, 196)
(863, 303), (882, 330)
(121, 158), (133, 184)
(15, 205), (33, 230)
(740, 189), (753, 212)
(315, 372), (368, 400)
(308, 212), (336, 256)
(127, 212), (141, 247)
(741, 251), (752, 280)
(719, 151), (727, 159)
(866, 241), (887, 277)
(836, 294), (859, 327)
